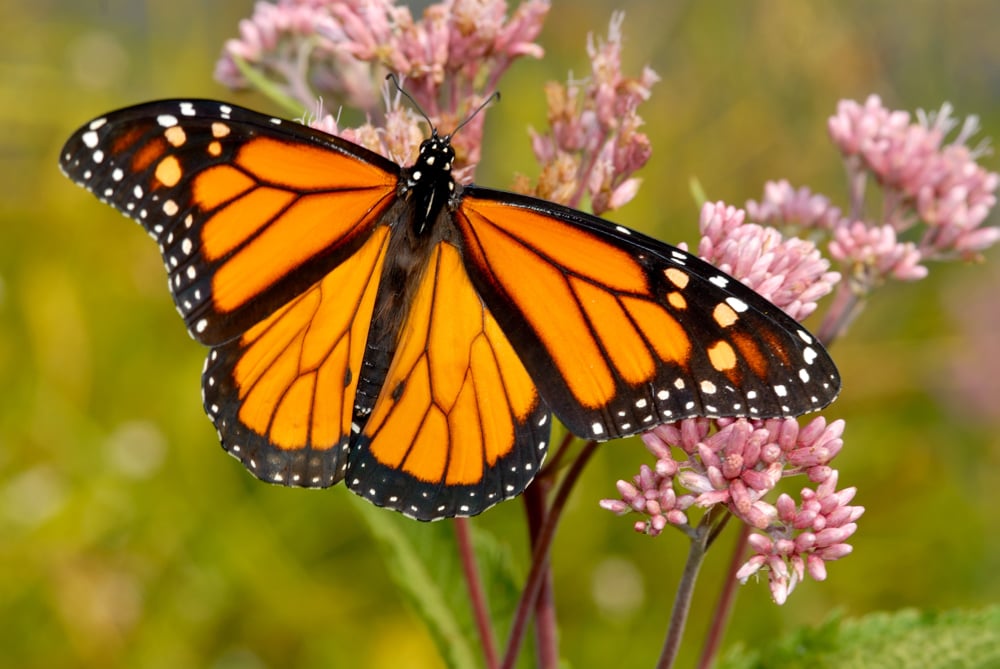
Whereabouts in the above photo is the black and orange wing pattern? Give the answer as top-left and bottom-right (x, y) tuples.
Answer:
(59, 100), (399, 346)
(349, 242), (549, 518)
(60, 98), (840, 521)
(453, 189), (839, 440)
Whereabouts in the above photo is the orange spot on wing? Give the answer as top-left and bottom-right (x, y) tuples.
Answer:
(713, 302), (738, 328)
(164, 126), (186, 147)
(707, 340), (737, 372)
(664, 267), (689, 289)
(154, 155), (182, 188)
(667, 291), (687, 310)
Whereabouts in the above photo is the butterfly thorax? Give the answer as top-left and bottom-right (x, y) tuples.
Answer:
(400, 133), (457, 236)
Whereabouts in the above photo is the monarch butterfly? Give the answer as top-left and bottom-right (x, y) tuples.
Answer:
(59, 98), (840, 520)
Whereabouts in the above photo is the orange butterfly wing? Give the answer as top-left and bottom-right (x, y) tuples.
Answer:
(349, 242), (549, 519)
(453, 188), (839, 440)
(59, 100), (399, 345)
(203, 227), (391, 486)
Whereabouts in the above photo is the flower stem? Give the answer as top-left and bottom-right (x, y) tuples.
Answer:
(697, 522), (750, 669)
(816, 280), (865, 346)
(656, 516), (712, 669)
(454, 517), (498, 669)
(501, 440), (600, 669)
(524, 479), (559, 669)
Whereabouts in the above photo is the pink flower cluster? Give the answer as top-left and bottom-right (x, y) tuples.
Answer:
(827, 95), (999, 260)
(697, 202), (840, 322)
(736, 471), (861, 605)
(525, 12), (658, 214)
(601, 416), (861, 604)
(747, 96), (998, 297)
(216, 0), (550, 173)
(745, 179), (844, 231)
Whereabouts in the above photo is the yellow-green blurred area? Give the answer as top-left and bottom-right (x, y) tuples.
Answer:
(3, 1), (999, 667)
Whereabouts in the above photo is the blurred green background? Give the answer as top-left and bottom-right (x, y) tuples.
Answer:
(3, 1), (999, 667)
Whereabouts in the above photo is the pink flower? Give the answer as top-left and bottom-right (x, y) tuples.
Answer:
(746, 180), (845, 231)
(215, 0), (550, 174)
(736, 470), (862, 604)
(526, 12), (657, 214)
(309, 89), (429, 167)
(829, 221), (928, 285)
(602, 415), (858, 603)
(828, 95), (999, 261)
(697, 202), (841, 321)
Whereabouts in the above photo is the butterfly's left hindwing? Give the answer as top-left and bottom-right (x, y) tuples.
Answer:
(203, 227), (392, 487)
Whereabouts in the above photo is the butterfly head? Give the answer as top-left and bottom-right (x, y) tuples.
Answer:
(403, 131), (457, 235)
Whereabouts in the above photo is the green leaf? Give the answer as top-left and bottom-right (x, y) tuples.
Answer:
(351, 494), (528, 669)
(719, 606), (1000, 669)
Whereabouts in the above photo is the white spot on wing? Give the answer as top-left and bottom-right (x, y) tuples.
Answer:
(725, 297), (748, 312)
(710, 275), (729, 288)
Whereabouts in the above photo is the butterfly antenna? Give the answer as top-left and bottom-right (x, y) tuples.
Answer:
(386, 73), (434, 130)
(385, 73), (500, 138)
(450, 90), (500, 138)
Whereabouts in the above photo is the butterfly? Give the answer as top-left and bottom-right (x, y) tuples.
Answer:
(59, 98), (840, 520)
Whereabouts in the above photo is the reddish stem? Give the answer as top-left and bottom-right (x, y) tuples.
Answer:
(697, 522), (750, 669)
(454, 517), (499, 669)
(500, 440), (600, 669)
(524, 479), (559, 669)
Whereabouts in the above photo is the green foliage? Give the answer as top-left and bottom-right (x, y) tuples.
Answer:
(720, 607), (1000, 669)
(351, 496), (523, 669)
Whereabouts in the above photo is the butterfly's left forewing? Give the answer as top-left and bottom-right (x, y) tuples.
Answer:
(454, 188), (840, 440)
